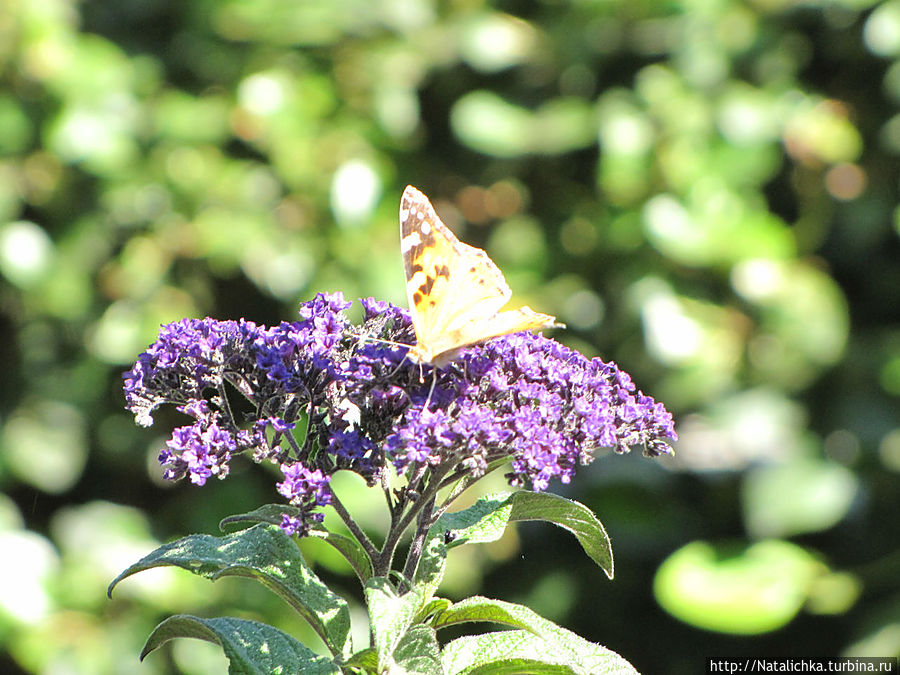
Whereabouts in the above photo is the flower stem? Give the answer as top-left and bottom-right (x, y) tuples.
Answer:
(329, 490), (379, 560)
(401, 493), (436, 584)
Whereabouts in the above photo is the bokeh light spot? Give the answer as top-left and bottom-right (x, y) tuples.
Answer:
(825, 163), (867, 200)
(238, 72), (287, 116)
(0, 220), (54, 288)
(331, 160), (382, 228)
(864, 1), (900, 56)
(879, 429), (900, 472)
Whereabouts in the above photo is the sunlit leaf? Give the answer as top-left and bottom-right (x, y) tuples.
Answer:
(141, 615), (339, 674)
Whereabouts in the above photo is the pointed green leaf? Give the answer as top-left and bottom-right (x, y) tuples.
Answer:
(507, 491), (613, 579)
(441, 629), (637, 675)
(433, 493), (514, 545)
(393, 624), (442, 675)
(365, 576), (428, 671)
(108, 523), (352, 658)
(416, 597), (453, 624)
(141, 615), (339, 675)
(307, 528), (375, 584)
(434, 492), (613, 578)
(448, 655), (578, 675)
(220, 504), (293, 528)
(434, 597), (637, 675)
(221, 505), (375, 583)
(342, 647), (378, 670)
(434, 595), (569, 634)
(414, 533), (448, 604)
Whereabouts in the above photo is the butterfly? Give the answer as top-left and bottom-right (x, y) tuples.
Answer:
(400, 185), (563, 367)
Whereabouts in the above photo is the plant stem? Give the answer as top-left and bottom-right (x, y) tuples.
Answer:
(432, 474), (473, 521)
(396, 465), (450, 583)
(401, 493), (436, 584)
(371, 463), (447, 578)
(329, 491), (379, 560)
(216, 381), (238, 426)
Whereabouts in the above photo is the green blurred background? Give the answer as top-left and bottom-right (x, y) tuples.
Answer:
(1, 0), (898, 672)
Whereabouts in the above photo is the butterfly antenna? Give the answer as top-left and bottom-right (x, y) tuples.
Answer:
(359, 333), (413, 352)
(355, 332), (414, 379)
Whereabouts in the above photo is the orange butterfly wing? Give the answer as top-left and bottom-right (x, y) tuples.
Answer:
(400, 185), (561, 366)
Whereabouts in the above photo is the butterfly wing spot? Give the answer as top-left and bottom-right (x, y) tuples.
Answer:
(417, 275), (436, 299)
(415, 264), (451, 305)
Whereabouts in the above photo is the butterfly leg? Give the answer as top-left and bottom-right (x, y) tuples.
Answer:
(386, 353), (411, 380)
(422, 368), (437, 411)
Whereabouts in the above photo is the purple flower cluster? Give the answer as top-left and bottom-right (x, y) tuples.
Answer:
(277, 463), (332, 536)
(123, 293), (358, 532)
(162, 416), (237, 485)
(383, 333), (676, 491)
(124, 292), (676, 536)
(123, 317), (260, 427)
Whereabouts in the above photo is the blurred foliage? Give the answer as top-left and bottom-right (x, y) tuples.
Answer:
(0, 0), (898, 673)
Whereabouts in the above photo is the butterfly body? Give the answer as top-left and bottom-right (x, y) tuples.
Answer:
(400, 185), (562, 367)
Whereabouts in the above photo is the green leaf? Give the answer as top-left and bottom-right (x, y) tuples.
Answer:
(393, 624), (443, 675)
(342, 647), (378, 670)
(365, 576), (429, 672)
(433, 597), (637, 674)
(431, 595), (553, 633)
(141, 615), (339, 675)
(108, 523), (352, 658)
(220, 505), (375, 583)
(307, 528), (375, 584)
(433, 493), (514, 545)
(414, 532), (448, 604)
(220, 504), (293, 528)
(441, 629), (637, 675)
(434, 492), (613, 579)
(508, 492), (613, 579)
(451, 656), (578, 675)
(416, 597), (453, 624)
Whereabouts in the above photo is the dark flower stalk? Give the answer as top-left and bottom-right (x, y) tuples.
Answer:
(124, 292), (676, 561)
